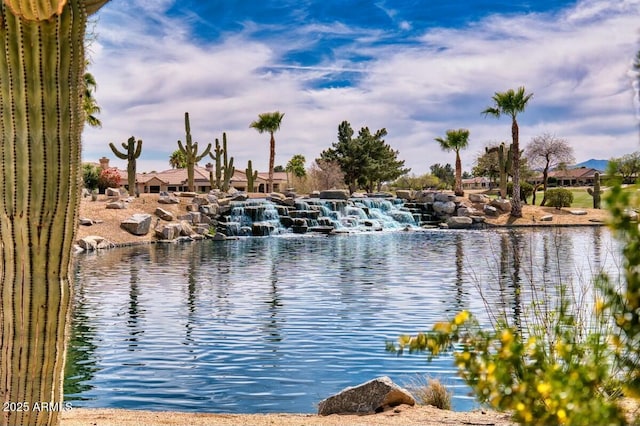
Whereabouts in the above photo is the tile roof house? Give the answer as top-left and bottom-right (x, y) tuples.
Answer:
(528, 167), (601, 187)
(92, 158), (288, 194)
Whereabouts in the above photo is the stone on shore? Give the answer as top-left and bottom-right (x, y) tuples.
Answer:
(121, 213), (152, 236)
(317, 376), (415, 416)
(319, 189), (350, 200)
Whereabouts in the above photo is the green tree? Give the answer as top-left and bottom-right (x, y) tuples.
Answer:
(82, 163), (100, 191)
(250, 111), (285, 193)
(169, 149), (187, 169)
(524, 133), (574, 206)
(0, 3), (110, 425)
(274, 165), (285, 172)
(435, 129), (470, 196)
(430, 163), (455, 190)
(286, 154), (306, 189)
(613, 151), (640, 184)
(482, 86), (533, 218)
(320, 121), (409, 193)
(83, 70), (101, 128)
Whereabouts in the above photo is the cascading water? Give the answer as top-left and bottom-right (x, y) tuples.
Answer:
(217, 197), (420, 237)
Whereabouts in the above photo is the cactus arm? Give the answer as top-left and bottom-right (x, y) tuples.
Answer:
(134, 138), (142, 158)
(109, 142), (128, 160)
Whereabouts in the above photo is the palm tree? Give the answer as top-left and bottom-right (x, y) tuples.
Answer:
(435, 129), (470, 196)
(482, 87), (533, 218)
(169, 149), (187, 169)
(250, 111), (285, 193)
(83, 71), (102, 128)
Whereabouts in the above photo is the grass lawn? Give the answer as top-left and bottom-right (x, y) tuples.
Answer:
(530, 188), (600, 209)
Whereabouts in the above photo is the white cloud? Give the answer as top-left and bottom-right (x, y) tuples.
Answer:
(84, 0), (640, 176)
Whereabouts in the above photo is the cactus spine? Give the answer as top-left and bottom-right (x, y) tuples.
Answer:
(109, 136), (142, 196)
(178, 112), (212, 192)
(246, 160), (258, 192)
(587, 172), (602, 209)
(0, 2), (109, 426)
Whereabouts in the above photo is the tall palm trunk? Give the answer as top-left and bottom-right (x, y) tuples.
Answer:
(454, 150), (463, 196)
(510, 118), (522, 217)
(268, 132), (275, 193)
(0, 2), (93, 425)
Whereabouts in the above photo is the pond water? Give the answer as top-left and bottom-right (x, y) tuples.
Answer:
(65, 227), (621, 413)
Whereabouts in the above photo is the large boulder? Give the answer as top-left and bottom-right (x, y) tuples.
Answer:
(106, 201), (126, 209)
(155, 223), (182, 240)
(121, 213), (152, 236)
(414, 191), (436, 204)
(77, 235), (111, 251)
(484, 205), (499, 217)
(319, 189), (350, 200)
(396, 190), (414, 201)
(469, 193), (490, 203)
(447, 216), (474, 229)
(490, 198), (512, 213)
(158, 194), (179, 204)
(155, 207), (175, 221)
(317, 376), (415, 416)
(433, 201), (456, 216)
(435, 192), (456, 202)
(105, 187), (120, 198)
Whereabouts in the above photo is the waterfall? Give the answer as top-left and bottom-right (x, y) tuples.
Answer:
(217, 197), (418, 237)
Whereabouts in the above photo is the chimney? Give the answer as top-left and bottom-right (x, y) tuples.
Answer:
(99, 157), (110, 170)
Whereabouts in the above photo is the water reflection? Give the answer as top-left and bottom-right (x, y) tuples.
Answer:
(66, 228), (621, 413)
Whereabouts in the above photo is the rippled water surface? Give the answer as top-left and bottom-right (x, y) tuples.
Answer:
(66, 227), (620, 413)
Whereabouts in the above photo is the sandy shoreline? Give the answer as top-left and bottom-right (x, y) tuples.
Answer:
(61, 405), (516, 425)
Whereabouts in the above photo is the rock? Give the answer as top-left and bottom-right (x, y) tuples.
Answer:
(106, 201), (127, 209)
(624, 209), (639, 221)
(179, 212), (201, 224)
(155, 207), (175, 221)
(435, 192), (456, 202)
(447, 216), (474, 229)
(212, 233), (227, 241)
(483, 205), (499, 217)
(158, 195), (179, 204)
(570, 210), (587, 216)
(178, 192), (197, 198)
(155, 223), (182, 240)
(540, 215), (553, 222)
(433, 201), (456, 216)
(308, 190), (320, 198)
(457, 207), (479, 217)
(121, 213), (152, 236)
(192, 196), (210, 206)
(79, 217), (94, 226)
(396, 190), (414, 201)
(490, 198), (512, 213)
(179, 220), (195, 236)
(77, 235), (111, 251)
(217, 197), (232, 207)
(414, 191), (436, 204)
(468, 193), (490, 203)
(351, 192), (367, 198)
(319, 189), (350, 200)
(105, 187), (120, 197)
(317, 376), (415, 416)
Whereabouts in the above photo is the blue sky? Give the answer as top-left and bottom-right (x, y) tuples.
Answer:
(85, 0), (640, 176)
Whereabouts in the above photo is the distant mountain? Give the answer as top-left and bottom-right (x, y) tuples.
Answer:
(571, 159), (608, 171)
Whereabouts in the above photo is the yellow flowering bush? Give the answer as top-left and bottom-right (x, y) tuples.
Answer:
(388, 307), (625, 425)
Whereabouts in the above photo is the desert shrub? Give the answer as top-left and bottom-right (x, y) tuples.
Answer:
(82, 163), (100, 191)
(507, 181), (534, 202)
(545, 188), (573, 209)
(406, 376), (452, 410)
(98, 168), (121, 192)
(388, 304), (625, 425)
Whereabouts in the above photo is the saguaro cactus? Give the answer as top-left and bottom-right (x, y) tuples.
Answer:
(0, 2), (110, 426)
(246, 160), (258, 193)
(211, 133), (235, 192)
(487, 143), (512, 199)
(212, 138), (223, 189)
(178, 112), (212, 192)
(221, 133), (235, 192)
(109, 136), (143, 196)
(587, 172), (603, 209)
